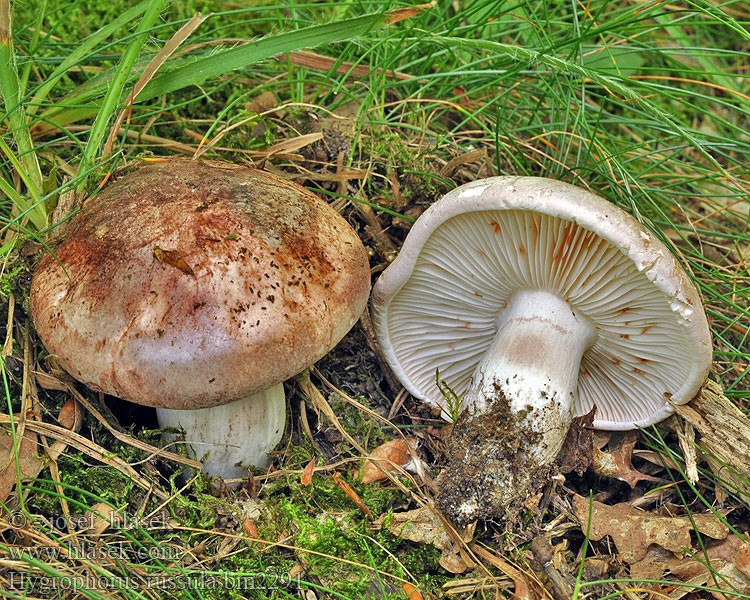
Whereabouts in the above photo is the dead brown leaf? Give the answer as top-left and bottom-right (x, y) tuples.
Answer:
(301, 458), (315, 486)
(592, 431), (662, 488)
(245, 90), (278, 115)
(402, 582), (423, 600)
(358, 437), (418, 483)
(738, 540), (750, 576)
(85, 502), (122, 540)
(34, 369), (69, 391)
(0, 426), (45, 502)
(102, 13), (208, 158)
(632, 534), (750, 599)
(629, 545), (673, 583)
(572, 494), (729, 563)
(57, 399), (81, 430)
(243, 517), (259, 538)
(375, 506), (475, 573)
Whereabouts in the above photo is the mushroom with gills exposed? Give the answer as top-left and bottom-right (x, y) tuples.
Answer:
(30, 160), (371, 481)
(370, 176), (712, 525)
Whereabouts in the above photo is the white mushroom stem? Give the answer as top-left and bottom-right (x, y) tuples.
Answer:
(156, 384), (285, 481)
(463, 289), (596, 464)
(438, 290), (597, 523)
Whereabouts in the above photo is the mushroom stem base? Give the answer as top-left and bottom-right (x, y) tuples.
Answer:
(156, 383), (285, 481)
(436, 390), (555, 525)
(438, 290), (594, 524)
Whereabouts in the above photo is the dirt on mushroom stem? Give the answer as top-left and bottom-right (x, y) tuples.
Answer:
(435, 382), (556, 526)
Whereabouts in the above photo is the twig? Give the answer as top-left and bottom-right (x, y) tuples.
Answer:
(0, 415), (168, 500)
(673, 379), (750, 500)
(68, 386), (203, 470)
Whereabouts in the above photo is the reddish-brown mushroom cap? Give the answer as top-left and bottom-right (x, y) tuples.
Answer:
(30, 160), (370, 410)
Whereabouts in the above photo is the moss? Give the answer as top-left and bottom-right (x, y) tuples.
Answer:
(329, 394), (390, 452)
(26, 453), (135, 512)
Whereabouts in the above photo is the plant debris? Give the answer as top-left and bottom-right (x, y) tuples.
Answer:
(572, 493), (730, 564)
(332, 472), (373, 519)
(591, 431), (662, 488)
(631, 533), (750, 599)
(0, 424), (44, 503)
(357, 437), (420, 483)
(152, 245), (194, 275)
(376, 506), (475, 573)
(674, 379), (750, 500)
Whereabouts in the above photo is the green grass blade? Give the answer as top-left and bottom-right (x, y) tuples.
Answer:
(32, 10), (390, 139)
(27, 0), (152, 114)
(76, 0), (168, 192)
(18, 0), (45, 95)
(0, 0), (46, 229)
(137, 12), (387, 101)
(0, 136), (47, 228)
(411, 34), (735, 179)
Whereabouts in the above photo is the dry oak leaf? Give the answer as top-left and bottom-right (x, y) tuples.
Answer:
(375, 507), (475, 574)
(0, 425), (45, 503)
(592, 431), (662, 488)
(358, 437), (420, 483)
(669, 535), (750, 599)
(572, 494), (729, 564)
(631, 534), (750, 599)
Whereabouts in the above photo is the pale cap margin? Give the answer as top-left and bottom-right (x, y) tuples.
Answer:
(371, 176), (712, 430)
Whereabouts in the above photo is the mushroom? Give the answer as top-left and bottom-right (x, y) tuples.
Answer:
(371, 177), (712, 524)
(30, 160), (370, 480)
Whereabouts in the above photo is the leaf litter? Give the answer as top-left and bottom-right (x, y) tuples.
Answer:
(572, 494), (731, 564)
(0, 423), (44, 503)
(375, 506), (475, 574)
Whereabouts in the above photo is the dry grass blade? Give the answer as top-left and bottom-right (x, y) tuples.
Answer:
(285, 49), (413, 81)
(66, 386), (203, 470)
(471, 543), (541, 599)
(296, 370), (425, 505)
(443, 576), (513, 596)
(1, 293), (14, 358)
(438, 148), (488, 179)
(68, 125), (198, 154)
(311, 366), (404, 437)
(102, 13), (208, 157)
(300, 370), (501, 584)
(0, 415), (167, 500)
(264, 132), (323, 156)
(385, 1), (436, 24)
(169, 524), (417, 587)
